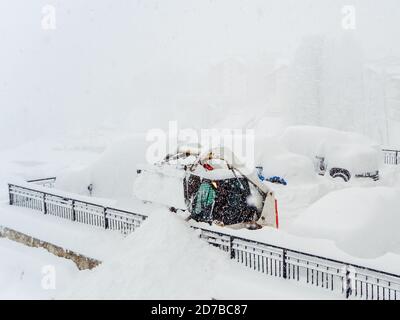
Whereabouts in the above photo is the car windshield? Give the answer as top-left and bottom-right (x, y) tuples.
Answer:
(185, 174), (258, 225)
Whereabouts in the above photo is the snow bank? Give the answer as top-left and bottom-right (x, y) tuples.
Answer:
(61, 209), (336, 299)
(281, 126), (378, 157)
(289, 187), (400, 258)
(133, 167), (187, 209)
(56, 134), (149, 199)
(192, 219), (400, 275)
(254, 136), (317, 185)
(0, 238), (79, 299)
(0, 137), (102, 199)
(0, 204), (123, 261)
(252, 116), (288, 138)
(379, 165), (400, 188)
(280, 126), (381, 174)
(62, 209), (227, 299)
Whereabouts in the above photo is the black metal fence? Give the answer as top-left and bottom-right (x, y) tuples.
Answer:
(8, 183), (147, 235)
(26, 177), (57, 188)
(7, 180), (400, 300)
(194, 227), (400, 300)
(383, 149), (399, 165)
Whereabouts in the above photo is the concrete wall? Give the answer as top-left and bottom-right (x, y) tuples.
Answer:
(0, 225), (101, 270)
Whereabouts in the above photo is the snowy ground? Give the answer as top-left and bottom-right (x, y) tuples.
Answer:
(0, 238), (80, 299)
(1, 130), (400, 299)
(0, 204), (124, 261)
(0, 210), (341, 300)
(58, 208), (342, 300)
(0, 134), (341, 299)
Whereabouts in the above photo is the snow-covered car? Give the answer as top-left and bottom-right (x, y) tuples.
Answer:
(254, 136), (318, 185)
(280, 126), (381, 182)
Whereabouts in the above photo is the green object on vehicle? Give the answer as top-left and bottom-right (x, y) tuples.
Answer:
(194, 182), (216, 215)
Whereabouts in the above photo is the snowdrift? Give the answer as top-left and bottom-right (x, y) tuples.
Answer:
(254, 136), (317, 185)
(61, 209), (335, 299)
(280, 126), (381, 174)
(290, 187), (400, 258)
(133, 166), (187, 209)
(56, 124), (318, 201)
(56, 134), (150, 199)
(62, 209), (232, 299)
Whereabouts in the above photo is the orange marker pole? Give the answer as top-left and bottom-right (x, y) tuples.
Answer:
(274, 199), (279, 229)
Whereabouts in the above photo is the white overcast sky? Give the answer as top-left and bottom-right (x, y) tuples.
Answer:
(0, 0), (399, 145)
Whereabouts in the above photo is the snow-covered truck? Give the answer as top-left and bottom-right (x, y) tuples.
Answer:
(280, 126), (381, 182)
(134, 146), (278, 230)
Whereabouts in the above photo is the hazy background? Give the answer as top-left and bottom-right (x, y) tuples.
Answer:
(1, 0), (400, 149)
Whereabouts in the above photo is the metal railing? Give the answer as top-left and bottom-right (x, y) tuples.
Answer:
(383, 149), (399, 165)
(8, 183), (147, 235)
(7, 180), (400, 300)
(26, 177), (57, 188)
(194, 227), (400, 300)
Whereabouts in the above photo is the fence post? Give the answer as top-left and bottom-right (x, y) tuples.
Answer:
(71, 200), (76, 221)
(104, 207), (109, 229)
(8, 184), (13, 205)
(229, 236), (235, 259)
(282, 249), (288, 279)
(42, 193), (47, 214)
(344, 265), (352, 299)
(396, 151), (399, 165)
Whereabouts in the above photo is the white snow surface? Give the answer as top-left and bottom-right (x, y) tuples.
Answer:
(61, 208), (340, 300)
(56, 134), (149, 199)
(0, 238), (80, 299)
(254, 136), (317, 185)
(1, 125), (400, 299)
(280, 126), (381, 174)
(290, 186), (400, 258)
(133, 167), (187, 209)
(0, 204), (124, 261)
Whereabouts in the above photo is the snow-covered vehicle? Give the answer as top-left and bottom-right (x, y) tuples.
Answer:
(134, 146), (278, 229)
(281, 126), (381, 182)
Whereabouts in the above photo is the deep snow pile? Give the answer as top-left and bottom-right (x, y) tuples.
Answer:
(62, 209), (236, 299)
(289, 187), (400, 258)
(133, 166), (187, 209)
(254, 136), (317, 185)
(56, 125), (320, 201)
(56, 134), (149, 199)
(281, 126), (379, 157)
(280, 126), (381, 174)
(61, 209), (334, 299)
(379, 165), (400, 188)
(0, 238), (79, 299)
(0, 137), (103, 200)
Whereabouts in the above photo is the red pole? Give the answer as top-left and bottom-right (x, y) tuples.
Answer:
(274, 199), (279, 229)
